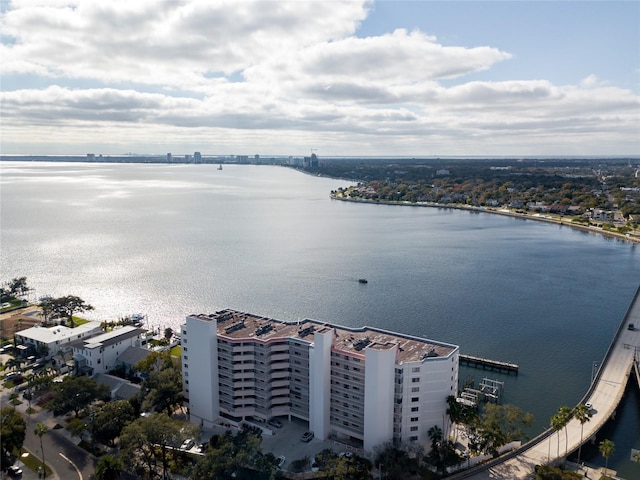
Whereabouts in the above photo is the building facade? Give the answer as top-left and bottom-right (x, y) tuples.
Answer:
(15, 322), (102, 359)
(72, 326), (146, 376)
(181, 310), (459, 452)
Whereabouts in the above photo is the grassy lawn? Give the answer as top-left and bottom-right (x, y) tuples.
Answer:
(19, 449), (53, 477)
(170, 345), (182, 357)
(72, 316), (90, 326)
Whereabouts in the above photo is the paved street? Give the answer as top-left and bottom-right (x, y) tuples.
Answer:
(1, 380), (97, 480)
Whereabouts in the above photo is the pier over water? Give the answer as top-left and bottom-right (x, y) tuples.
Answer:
(449, 285), (640, 480)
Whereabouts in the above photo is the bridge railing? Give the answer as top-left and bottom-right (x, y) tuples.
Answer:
(580, 284), (640, 404)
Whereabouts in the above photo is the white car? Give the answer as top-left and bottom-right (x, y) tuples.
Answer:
(180, 438), (195, 450)
(276, 455), (286, 468)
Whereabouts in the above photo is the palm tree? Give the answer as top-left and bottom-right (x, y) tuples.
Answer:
(550, 413), (563, 462)
(599, 439), (615, 475)
(34, 422), (49, 477)
(574, 403), (592, 467)
(427, 425), (443, 445)
(95, 454), (124, 480)
(557, 405), (572, 461)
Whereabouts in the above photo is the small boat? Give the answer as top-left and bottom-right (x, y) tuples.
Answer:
(217, 165), (223, 170)
(358, 278), (368, 284)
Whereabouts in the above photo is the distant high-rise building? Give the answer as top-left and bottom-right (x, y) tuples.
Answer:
(194, 152), (202, 163)
(167, 153), (172, 163)
(87, 153), (95, 161)
(185, 154), (192, 162)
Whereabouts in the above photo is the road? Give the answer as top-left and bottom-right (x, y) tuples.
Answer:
(22, 412), (96, 480)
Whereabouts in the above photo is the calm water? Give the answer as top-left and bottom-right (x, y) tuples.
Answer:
(1, 162), (638, 475)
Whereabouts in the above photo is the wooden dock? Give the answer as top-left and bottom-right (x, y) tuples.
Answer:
(460, 354), (519, 375)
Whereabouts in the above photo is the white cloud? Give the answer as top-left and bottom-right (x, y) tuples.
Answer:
(1, 0), (638, 155)
(1, 0), (371, 89)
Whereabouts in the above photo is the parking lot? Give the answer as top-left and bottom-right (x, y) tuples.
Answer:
(202, 416), (361, 471)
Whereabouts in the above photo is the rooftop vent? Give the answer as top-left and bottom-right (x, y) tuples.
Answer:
(225, 320), (246, 334)
(353, 337), (371, 351)
(256, 324), (273, 336)
(298, 326), (315, 337)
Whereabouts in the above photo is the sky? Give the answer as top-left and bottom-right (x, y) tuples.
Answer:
(1, 0), (639, 157)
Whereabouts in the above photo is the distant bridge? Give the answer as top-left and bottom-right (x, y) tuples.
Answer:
(449, 285), (640, 479)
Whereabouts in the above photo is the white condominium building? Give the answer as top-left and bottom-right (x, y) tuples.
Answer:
(181, 310), (459, 452)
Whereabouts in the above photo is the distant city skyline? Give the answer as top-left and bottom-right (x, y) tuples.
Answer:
(1, 1), (638, 157)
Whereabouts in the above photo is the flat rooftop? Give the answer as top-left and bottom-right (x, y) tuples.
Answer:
(83, 325), (145, 349)
(187, 310), (457, 364)
(15, 321), (101, 343)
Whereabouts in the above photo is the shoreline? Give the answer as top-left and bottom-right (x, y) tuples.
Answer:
(330, 194), (640, 245)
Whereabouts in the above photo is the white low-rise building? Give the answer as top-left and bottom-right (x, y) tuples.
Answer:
(181, 310), (459, 452)
(15, 322), (102, 359)
(73, 326), (146, 376)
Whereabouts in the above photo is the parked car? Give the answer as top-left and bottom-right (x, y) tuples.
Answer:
(300, 431), (314, 442)
(268, 419), (283, 429)
(276, 455), (286, 468)
(7, 465), (23, 477)
(5, 372), (23, 384)
(180, 438), (195, 450)
(32, 361), (46, 370)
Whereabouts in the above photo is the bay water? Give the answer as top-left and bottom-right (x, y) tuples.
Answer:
(1, 162), (638, 475)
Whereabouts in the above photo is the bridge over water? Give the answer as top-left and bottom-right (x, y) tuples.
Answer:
(449, 285), (640, 479)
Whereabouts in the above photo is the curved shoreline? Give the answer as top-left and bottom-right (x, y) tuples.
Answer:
(330, 194), (640, 245)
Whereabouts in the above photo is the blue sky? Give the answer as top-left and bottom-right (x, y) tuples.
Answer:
(1, 0), (638, 157)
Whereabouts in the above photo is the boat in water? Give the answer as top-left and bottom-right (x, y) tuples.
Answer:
(218, 165), (223, 170)
(358, 278), (368, 284)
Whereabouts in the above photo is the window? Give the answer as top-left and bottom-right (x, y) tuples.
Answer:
(410, 417), (419, 422)
(411, 407), (419, 412)
(411, 378), (420, 383)
(411, 387), (419, 392)
(411, 397), (419, 402)
(410, 436), (418, 441)
(412, 367), (420, 373)
(410, 426), (418, 432)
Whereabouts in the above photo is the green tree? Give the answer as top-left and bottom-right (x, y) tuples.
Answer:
(556, 405), (572, 461)
(34, 422), (48, 477)
(192, 428), (279, 479)
(135, 350), (175, 375)
(47, 295), (94, 327)
(0, 407), (26, 467)
(475, 403), (534, 457)
(91, 400), (136, 446)
(49, 375), (110, 417)
(373, 443), (421, 480)
(574, 403), (592, 467)
(446, 395), (477, 442)
(550, 412), (565, 463)
(8, 276), (29, 297)
(120, 412), (199, 480)
(95, 454), (124, 480)
(142, 366), (183, 416)
(164, 327), (173, 342)
(599, 439), (615, 475)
